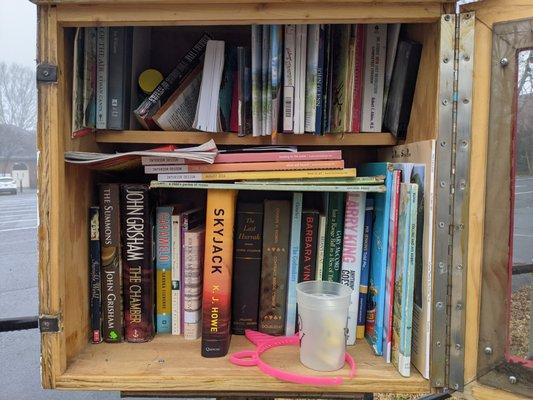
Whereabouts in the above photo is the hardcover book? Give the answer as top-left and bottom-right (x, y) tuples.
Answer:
(330, 25), (351, 133)
(322, 192), (346, 282)
(232, 202), (264, 334)
(315, 213), (327, 280)
(83, 28), (97, 131)
(314, 25), (326, 135)
(251, 25), (263, 136)
(298, 210), (319, 282)
(120, 184), (154, 342)
(283, 24), (296, 133)
(156, 207), (173, 333)
(98, 183), (123, 343)
(294, 24), (307, 134)
(356, 198), (374, 339)
(219, 46), (237, 132)
(96, 27), (108, 129)
(285, 192), (303, 336)
(259, 199), (291, 335)
(261, 25), (271, 136)
(108, 27), (133, 130)
(237, 46), (252, 136)
(183, 226), (205, 340)
(383, 23), (401, 108)
(201, 189), (238, 357)
(89, 206), (102, 343)
(350, 24), (365, 133)
(270, 25), (283, 135)
(305, 24), (320, 133)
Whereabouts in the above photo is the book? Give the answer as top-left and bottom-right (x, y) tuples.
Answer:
(219, 46), (236, 132)
(283, 24), (296, 133)
(201, 189), (238, 357)
(285, 192), (303, 336)
(298, 210), (319, 282)
(134, 33), (210, 129)
(270, 25), (283, 135)
(383, 39), (423, 139)
(259, 199), (291, 335)
(392, 183), (418, 377)
(356, 198), (374, 339)
(361, 24), (387, 132)
(157, 168), (357, 182)
(95, 27), (108, 129)
(330, 25), (351, 133)
(72, 28), (88, 137)
(383, 169), (401, 363)
(98, 183), (123, 343)
(128, 27), (152, 130)
(156, 207), (173, 333)
(236, 46), (252, 136)
(322, 25), (333, 133)
(359, 162), (393, 356)
(232, 202), (264, 334)
(108, 27), (132, 130)
(294, 24), (307, 134)
(315, 213), (326, 280)
(251, 25), (263, 137)
(183, 226), (205, 340)
(83, 28), (97, 131)
(314, 25), (326, 135)
(305, 24), (320, 133)
(322, 192), (346, 282)
(194, 40), (225, 132)
(350, 24), (365, 133)
(383, 24), (401, 108)
(120, 184), (154, 342)
(145, 160), (344, 174)
(261, 25), (270, 136)
(243, 175), (384, 186)
(171, 210), (182, 335)
(89, 206), (102, 343)
(341, 192), (367, 345)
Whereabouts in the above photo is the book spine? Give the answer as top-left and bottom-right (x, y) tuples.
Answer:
(107, 27), (125, 130)
(183, 228), (205, 340)
(331, 25), (351, 133)
(351, 25), (365, 133)
(283, 25), (296, 133)
(99, 183), (123, 343)
(89, 206), (102, 343)
(120, 184), (154, 342)
(356, 199), (374, 340)
(298, 211), (319, 282)
(315, 214), (326, 280)
(72, 28), (88, 137)
(121, 28), (133, 130)
(232, 202), (264, 334)
(219, 46), (236, 132)
(322, 25), (333, 134)
(295, 25), (307, 134)
(322, 192), (346, 282)
(156, 207), (173, 333)
(261, 25), (270, 136)
(314, 25), (325, 135)
(96, 27), (108, 129)
(201, 189), (238, 357)
(214, 150), (342, 163)
(304, 24), (319, 133)
(236, 47), (245, 135)
(270, 25), (282, 135)
(361, 24), (387, 132)
(383, 24), (401, 108)
(251, 25), (263, 137)
(171, 214), (182, 335)
(83, 28), (97, 130)
(345, 26), (356, 134)
(341, 192), (367, 345)
(259, 200), (291, 335)
(285, 193), (303, 336)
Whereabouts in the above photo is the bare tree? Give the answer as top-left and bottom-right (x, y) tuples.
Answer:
(0, 62), (37, 131)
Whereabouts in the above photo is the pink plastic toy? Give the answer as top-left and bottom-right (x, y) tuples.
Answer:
(229, 329), (356, 386)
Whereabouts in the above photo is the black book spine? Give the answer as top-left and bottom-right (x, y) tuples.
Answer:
(107, 27), (125, 130)
(89, 206), (102, 343)
(298, 211), (319, 282)
(232, 202), (264, 334)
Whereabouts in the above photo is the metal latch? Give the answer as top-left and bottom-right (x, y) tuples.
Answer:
(36, 63), (58, 83)
(39, 315), (61, 333)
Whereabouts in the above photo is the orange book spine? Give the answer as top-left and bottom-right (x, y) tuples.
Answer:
(201, 189), (238, 357)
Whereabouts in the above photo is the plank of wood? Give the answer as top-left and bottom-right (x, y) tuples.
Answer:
(34, 0), (455, 5)
(55, 335), (429, 393)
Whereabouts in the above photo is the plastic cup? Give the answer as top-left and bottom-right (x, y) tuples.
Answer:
(296, 280), (352, 372)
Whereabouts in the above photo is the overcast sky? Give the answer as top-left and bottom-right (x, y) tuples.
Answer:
(0, 1), (37, 68)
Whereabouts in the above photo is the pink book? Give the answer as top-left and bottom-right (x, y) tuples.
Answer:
(145, 159), (344, 174)
(383, 169), (401, 363)
(351, 25), (365, 133)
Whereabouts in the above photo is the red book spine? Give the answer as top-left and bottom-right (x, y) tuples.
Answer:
(351, 25), (365, 133)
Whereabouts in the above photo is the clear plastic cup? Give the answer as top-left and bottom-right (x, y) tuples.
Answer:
(296, 280), (352, 372)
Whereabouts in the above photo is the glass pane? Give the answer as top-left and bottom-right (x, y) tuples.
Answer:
(510, 49), (533, 362)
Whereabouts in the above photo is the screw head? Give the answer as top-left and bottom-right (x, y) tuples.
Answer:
(43, 70), (50, 77)
(457, 264), (463, 270)
(454, 383), (460, 390)
(456, 302), (463, 310)
(509, 375), (517, 384)
(464, 13), (471, 19)
(484, 346), (493, 355)
(456, 343), (462, 350)
(463, 98), (470, 104)
(464, 54), (470, 62)
(436, 301), (444, 310)
(442, 99), (449, 106)
(443, 57), (449, 64)
(500, 57), (509, 67)
(444, 14), (451, 21)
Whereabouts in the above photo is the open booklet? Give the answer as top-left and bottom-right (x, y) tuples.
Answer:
(64, 140), (218, 170)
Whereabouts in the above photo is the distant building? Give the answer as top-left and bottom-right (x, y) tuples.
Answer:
(0, 124), (37, 189)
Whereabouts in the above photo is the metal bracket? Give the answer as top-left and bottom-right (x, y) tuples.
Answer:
(39, 315), (61, 333)
(36, 63), (58, 83)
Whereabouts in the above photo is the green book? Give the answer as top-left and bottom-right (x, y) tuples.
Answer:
(322, 192), (346, 282)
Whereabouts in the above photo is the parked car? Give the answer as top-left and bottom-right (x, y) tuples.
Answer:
(0, 177), (18, 195)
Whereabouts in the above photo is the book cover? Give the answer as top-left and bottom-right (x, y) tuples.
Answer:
(251, 25), (263, 137)
(89, 206), (102, 343)
(315, 213), (326, 280)
(361, 24), (387, 132)
(314, 24), (325, 135)
(98, 183), (123, 343)
(383, 23), (401, 108)
(330, 25), (351, 133)
(285, 192), (303, 336)
(96, 27), (108, 129)
(83, 27), (97, 130)
(219, 46), (237, 132)
(259, 199), (291, 335)
(134, 33), (210, 129)
(383, 169), (402, 363)
(232, 202), (264, 334)
(356, 198), (374, 339)
(341, 192), (367, 345)
(108, 27), (133, 130)
(351, 24), (365, 133)
(120, 184), (154, 342)
(392, 183), (418, 377)
(322, 192), (346, 282)
(359, 162), (393, 356)
(261, 25), (270, 136)
(298, 210), (319, 282)
(155, 207), (173, 333)
(183, 226), (205, 340)
(72, 28), (89, 138)
(283, 24), (296, 133)
(201, 189), (238, 357)
(304, 24), (320, 133)
(270, 25), (282, 135)
(294, 25), (307, 134)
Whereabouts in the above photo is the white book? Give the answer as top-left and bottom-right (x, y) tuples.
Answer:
(361, 24), (387, 132)
(294, 25), (307, 134)
(96, 27), (108, 129)
(383, 23), (401, 108)
(283, 25), (296, 133)
(304, 24), (320, 133)
(315, 214), (326, 280)
(183, 227), (204, 340)
(171, 214), (182, 335)
(341, 192), (367, 345)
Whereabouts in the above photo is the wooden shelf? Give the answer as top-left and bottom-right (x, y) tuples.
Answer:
(56, 335), (429, 393)
(96, 130), (398, 146)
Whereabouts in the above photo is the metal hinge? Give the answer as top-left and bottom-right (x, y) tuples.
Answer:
(39, 314), (61, 333)
(36, 63), (58, 83)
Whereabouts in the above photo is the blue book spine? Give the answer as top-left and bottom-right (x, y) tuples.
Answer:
(156, 206), (173, 333)
(358, 162), (393, 355)
(314, 24), (325, 135)
(285, 192), (303, 335)
(356, 198), (374, 339)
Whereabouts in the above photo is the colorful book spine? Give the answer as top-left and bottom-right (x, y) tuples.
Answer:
(341, 192), (367, 345)
(270, 25), (282, 135)
(295, 25), (307, 134)
(89, 206), (102, 343)
(171, 212), (182, 335)
(95, 27), (108, 129)
(383, 169), (402, 363)
(322, 192), (346, 282)
(330, 25), (351, 133)
(232, 202), (264, 334)
(155, 207), (173, 333)
(183, 226), (205, 340)
(261, 25), (270, 136)
(283, 24), (296, 133)
(120, 184), (154, 342)
(356, 198), (374, 340)
(251, 25), (263, 137)
(392, 183), (418, 377)
(351, 24), (365, 133)
(315, 213), (326, 280)
(99, 183), (123, 343)
(285, 192), (303, 336)
(201, 189), (238, 357)
(314, 25), (325, 135)
(298, 210), (319, 282)
(259, 199), (291, 335)
(304, 24), (320, 133)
